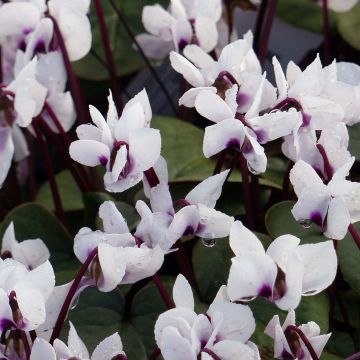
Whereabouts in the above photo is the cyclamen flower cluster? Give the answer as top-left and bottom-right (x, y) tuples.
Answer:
(1, 0), (360, 359)
(0, 0), (91, 188)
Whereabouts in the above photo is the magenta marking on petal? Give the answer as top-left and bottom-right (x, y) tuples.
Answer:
(99, 155), (108, 166)
(18, 39), (26, 51)
(34, 39), (46, 54)
(178, 38), (188, 51)
(183, 225), (194, 236)
(301, 113), (311, 127)
(280, 349), (294, 359)
(236, 92), (251, 108)
(258, 284), (272, 298)
(310, 211), (323, 227)
(0, 319), (13, 331)
(254, 129), (266, 143)
(0, 250), (12, 260)
(226, 138), (240, 149)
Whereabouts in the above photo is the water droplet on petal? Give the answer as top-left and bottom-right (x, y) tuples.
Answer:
(299, 219), (312, 228)
(201, 238), (216, 248)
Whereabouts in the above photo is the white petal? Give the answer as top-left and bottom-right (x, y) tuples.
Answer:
(173, 274), (194, 310)
(69, 140), (110, 167)
(170, 51), (205, 87)
(67, 321), (90, 358)
(195, 90), (234, 123)
(104, 170), (143, 193)
(92, 333), (125, 360)
(142, 5), (175, 37)
(273, 56), (288, 101)
(325, 197), (351, 240)
(172, 19), (192, 52)
(135, 33), (173, 60)
(179, 87), (216, 108)
(0, 127), (14, 188)
(186, 170), (230, 208)
(227, 253), (277, 301)
(297, 240), (337, 295)
(30, 338), (56, 360)
(242, 128), (267, 175)
(149, 183), (174, 215)
(0, 288), (14, 332)
(229, 221), (265, 256)
(111, 146), (128, 182)
(328, 0), (358, 12)
(203, 119), (245, 158)
(99, 201), (129, 234)
(183, 45), (215, 70)
(76, 124), (101, 141)
(211, 340), (257, 359)
(195, 17), (218, 52)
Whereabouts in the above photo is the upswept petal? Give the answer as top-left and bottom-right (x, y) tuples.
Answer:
(69, 140), (110, 167)
(173, 274), (194, 310)
(179, 87), (216, 107)
(325, 197), (351, 240)
(183, 45), (216, 70)
(92, 333), (125, 360)
(99, 201), (129, 234)
(272, 56), (288, 101)
(30, 339), (56, 360)
(0, 126), (14, 188)
(172, 19), (192, 52)
(142, 5), (175, 38)
(195, 17), (218, 53)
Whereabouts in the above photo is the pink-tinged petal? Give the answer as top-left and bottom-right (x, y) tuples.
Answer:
(307, 333), (331, 358)
(104, 170), (143, 193)
(167, 205), (200, 245)
(289, 160), (323, 198)
(196, 205), (234, 239)
(12, 125), (29, 162)
(191, 315), (212, 355)
(170, 0), (187, 19)
(245, 74), (266, 119)
(247, 110), (302, 144)
(183, 45), (215, 70)
(172, 19), (192, 52)
(97, 243), (126, 292)
(142, 5), (175, 38)
(111, 146), (127, 182)
(179, 87), (216, 108)
(195, 90), (234, 123)
(274, 324), (294, 358)
(53, 338), (74, 358)
(266, 235), (300, 271)
(121, 245), (164, 284)
(1, 222), (16, 254)
(76, 124), (102, 141)
(229, 221), (266, 257)
(242, 128), (267, 175)
(143, 155), (168, 198)
(325, 197), (351, 240)
(99, 201), (129, 234)
(211, 340), (257, 360)
(225, 84), (239, 114)
(274, 251), (303, 311)
(291, 183), (330, 228)
(203, 119), (245, 158)
(155, 307), (197, 344)
(264, 314), (281, 339)
(129, 128), (161, 172)
(69, 140), (110, 167)
(14, 287), (46, 330)
(0, 126), (14, 188)
(67, 322), (90, 358)
(149, 183), (174, 215)
(0, 288), (14, 332)
(50, 4), (91, 61)
(0, 3), (40, 36)
(170, 51), (205, 87)
(92, 333), (125, 360)
(30, 338), (56, 360)
(159, 327), (197, 360)
(195, 17), (218, 52)
(227, 253), (277, 302)
(195, 0), (222, 21)
(173, 274), (194, 310)
(207, 302), (256, 343)
(273, 56), (288, 101)
(186, 170), (230, 208)
(296, 240), (337, 295)
(328, 0), (358, 12)
(135, 33), (173, 60)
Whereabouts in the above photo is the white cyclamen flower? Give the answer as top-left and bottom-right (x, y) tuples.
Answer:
(265, 309), (331, 359)
(74, 200), (164, 292)
(136, 0), (222, 59)
(227, 221), (337, 310)
(155, 275), (259, 359)
(290, 157), (360, 240)
(70, 89), (161, 193)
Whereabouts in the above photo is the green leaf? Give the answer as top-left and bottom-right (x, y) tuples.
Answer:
(348, 123), (360, 161)
(338, 222), (360, 292)
(327, 331), (355, 357)
(261, 157), (288, 190)
(277, 0), (336, 34)
(0, 203), (74, 269)
(336, 2), (360, 50)
(73, 0), (168, 80)
(36, 170), (83, 212)
(265, 201), (325, 240)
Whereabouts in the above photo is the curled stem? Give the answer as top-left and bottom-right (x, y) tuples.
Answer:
(201, 348), (222, 360)
(285, 325), (319, 360)
(50, 248), (98, 344)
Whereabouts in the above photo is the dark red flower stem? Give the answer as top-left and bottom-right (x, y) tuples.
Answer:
(93, 0), (123, 112)
(149, 346), (161, 360)
(348, 224), (360, 250)
(0, 46), (3, 83)
(201, 348), (222, 360)
(32, 121), (66, 224)
(286, 325), (319, 360)
(37, 116), (89, 192)
(48, 15), (88, 124)
(253, 0), (268, 55)
(322, 0), (331, 65)
(239, 155), (255, 229)
(144, 167), (160, 187)
(50, 248), (98, 344)
(108, 0), (177, 115)
(282, 160), (293, 200)
(258, 0), (278, 65)
(213, 150), (226, 175)
(152, 274), (174, 309)
(19, 330), (31, 360)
